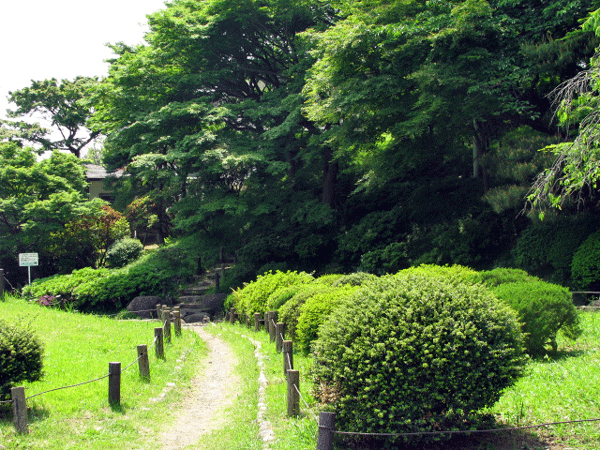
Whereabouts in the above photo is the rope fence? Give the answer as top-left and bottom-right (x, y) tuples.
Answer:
(225, 308), (600, 450)
(5, 303), (184, 434)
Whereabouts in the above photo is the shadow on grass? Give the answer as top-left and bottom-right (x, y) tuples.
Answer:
(0, 403), (50, 424)
(335, 428), (551, 450)
(531, 348), (585, 363)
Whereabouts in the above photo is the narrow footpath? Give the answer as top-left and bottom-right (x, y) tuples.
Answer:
(159, 324), (239, 450)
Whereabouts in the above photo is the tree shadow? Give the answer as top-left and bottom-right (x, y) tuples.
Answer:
(0, 403), (50, 424)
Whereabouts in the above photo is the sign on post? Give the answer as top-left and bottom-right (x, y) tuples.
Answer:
(19, 253), (38, 285)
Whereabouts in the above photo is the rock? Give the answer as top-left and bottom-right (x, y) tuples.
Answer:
(177, 293), (227, 316)
(185, 312), (211, 323)
(126, 296), (166, 319)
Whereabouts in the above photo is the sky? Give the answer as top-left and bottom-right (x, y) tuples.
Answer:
(0, 0), (169, 120)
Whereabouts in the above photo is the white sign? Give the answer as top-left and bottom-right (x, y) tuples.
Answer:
(19, 253), (39, 267)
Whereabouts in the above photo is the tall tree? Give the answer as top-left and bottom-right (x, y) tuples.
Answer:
(4, 77), (100, 158)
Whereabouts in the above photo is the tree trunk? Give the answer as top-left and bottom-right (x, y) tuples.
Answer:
(473, 120), (490, 193)
(322, 148), (338, 208)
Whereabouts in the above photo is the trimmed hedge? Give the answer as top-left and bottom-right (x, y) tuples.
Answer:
(105, 237), (143, 268)
(295, 284), (359, 355)
(0, 320), (44, 399)
(230, 270), (314, 315)
(312, 273), (526, 442)
(492, 280), (582, 354)
(278, 284), (334, 338)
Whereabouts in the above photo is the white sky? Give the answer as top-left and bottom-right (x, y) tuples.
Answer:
(0, 0), (169, 120)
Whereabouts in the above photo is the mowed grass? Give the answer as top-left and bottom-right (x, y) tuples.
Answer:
(490, 310), (600, 448)
(0, 296), (207, 450)
(210, 313), (600, 450)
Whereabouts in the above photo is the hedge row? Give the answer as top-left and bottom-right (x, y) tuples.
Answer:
(228, 265), (582, 443)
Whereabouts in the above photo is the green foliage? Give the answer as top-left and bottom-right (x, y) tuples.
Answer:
(398, 264), (478, 285)
(0, 319), (44, 398)
(295, 284), (359, 355)
(513, 214), (599, 284)
(469, 267), (537, 287)
(313, 274), (344, 286)
(105, 237), (144, 268)
(312, 273), (527, 442)
(278, 284), (334, 338)
(230, 270), (315, 315)
(359, 242), (408, 275)
(22, 240), (197, 312)
(492, 280), (582, 354)
(330, 272), (377, 287)
(572, 229), (600, 290)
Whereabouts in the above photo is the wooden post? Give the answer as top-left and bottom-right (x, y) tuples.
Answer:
(276, 322), (285, 352)
(11, 386), (28, 434)
(254, 313), (261, 332)
(108, 362), (121, 406)
(0, 268), (5, 296)
(154, 327), (165, 360)
(287, 369), (300, 417)
(215, 272), (220, 291)
(264, 311), (270, 333)
(137, 345), (150, 380)
(283, 340), (293, 376)
(173, 309), (182, 337)
(162, 307), (171, 344)
(316, 412), (336, 450)
(269, 311), (277, 342)
(156, 304), (162, 321)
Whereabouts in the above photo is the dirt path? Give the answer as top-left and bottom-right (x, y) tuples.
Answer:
(159, 324), (239, 450)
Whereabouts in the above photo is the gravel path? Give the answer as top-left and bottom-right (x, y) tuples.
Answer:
(159, 324), (239, 450)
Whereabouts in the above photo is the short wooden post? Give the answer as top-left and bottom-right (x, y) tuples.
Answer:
(173, 309), (182, 337)
(11, 386), (28, 434)
(156, 304), (162, 321)
(316, 412), (336, 450)
(162, 307), (171, 344)
(137, 344), (150, 380)
(269, 311), (277, 342)
(254, 313), (261, 332)
(264, 311), (270, 333)
(287, 369), (300, 417)
(108, 362), (121, 406)
(283, 340), (293, 376)
(154, 327), (165, 360)
(215, 272), (220, 291)
(276, 322), (285, 352)
(0, 268), (5, 296)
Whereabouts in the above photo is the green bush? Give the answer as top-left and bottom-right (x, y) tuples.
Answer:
(469, 267), (537, 288)
(492, 280), (582, 354)
(105, 237), (143, 268)
(312, 274), (526, 442)
(295, 284), (359, 354)
(572, 230), (600, 290)
(22, 240), (197, 313)
(231, 270), (314, 315)
(331, 272), (377, 287)
(0, 320), (44, 399)
(398, 264), (478, 285)
(314, 274), (344, 286)
(278, 284), (334, 338)
(266, 284), (313, 311)
(359, 242), (408, 275)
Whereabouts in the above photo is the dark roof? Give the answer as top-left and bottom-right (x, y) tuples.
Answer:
(85, 164), (123, 180)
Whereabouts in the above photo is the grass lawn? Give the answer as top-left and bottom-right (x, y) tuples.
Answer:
(0, 296), (207, 450)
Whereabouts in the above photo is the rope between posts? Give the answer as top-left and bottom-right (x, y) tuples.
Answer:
(25, 373), (111, 400)
(293, 383), (319, 424)
(329, 417), (600, 438)
(123, 352), (144, 372)
(0, 398), (14, 405)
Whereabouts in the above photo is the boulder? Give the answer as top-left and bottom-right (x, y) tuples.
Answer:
(184, 312), (211, 323)
(126, 296), (165, 319)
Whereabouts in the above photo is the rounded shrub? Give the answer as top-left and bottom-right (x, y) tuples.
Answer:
(312, 274), (526, 442)
(469, 267), (537, 288)
(0, 320), (44, 399)
(231, 270), (314, 315)
(492, 280), (582, 354)
(331, 272), (377, 287)
(105, 237), (144, 268)
(398, 264), (478, 285)
(295, 284), (359, 354)
(278, 284), (334, 338)
(572, 230), (600, 290)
